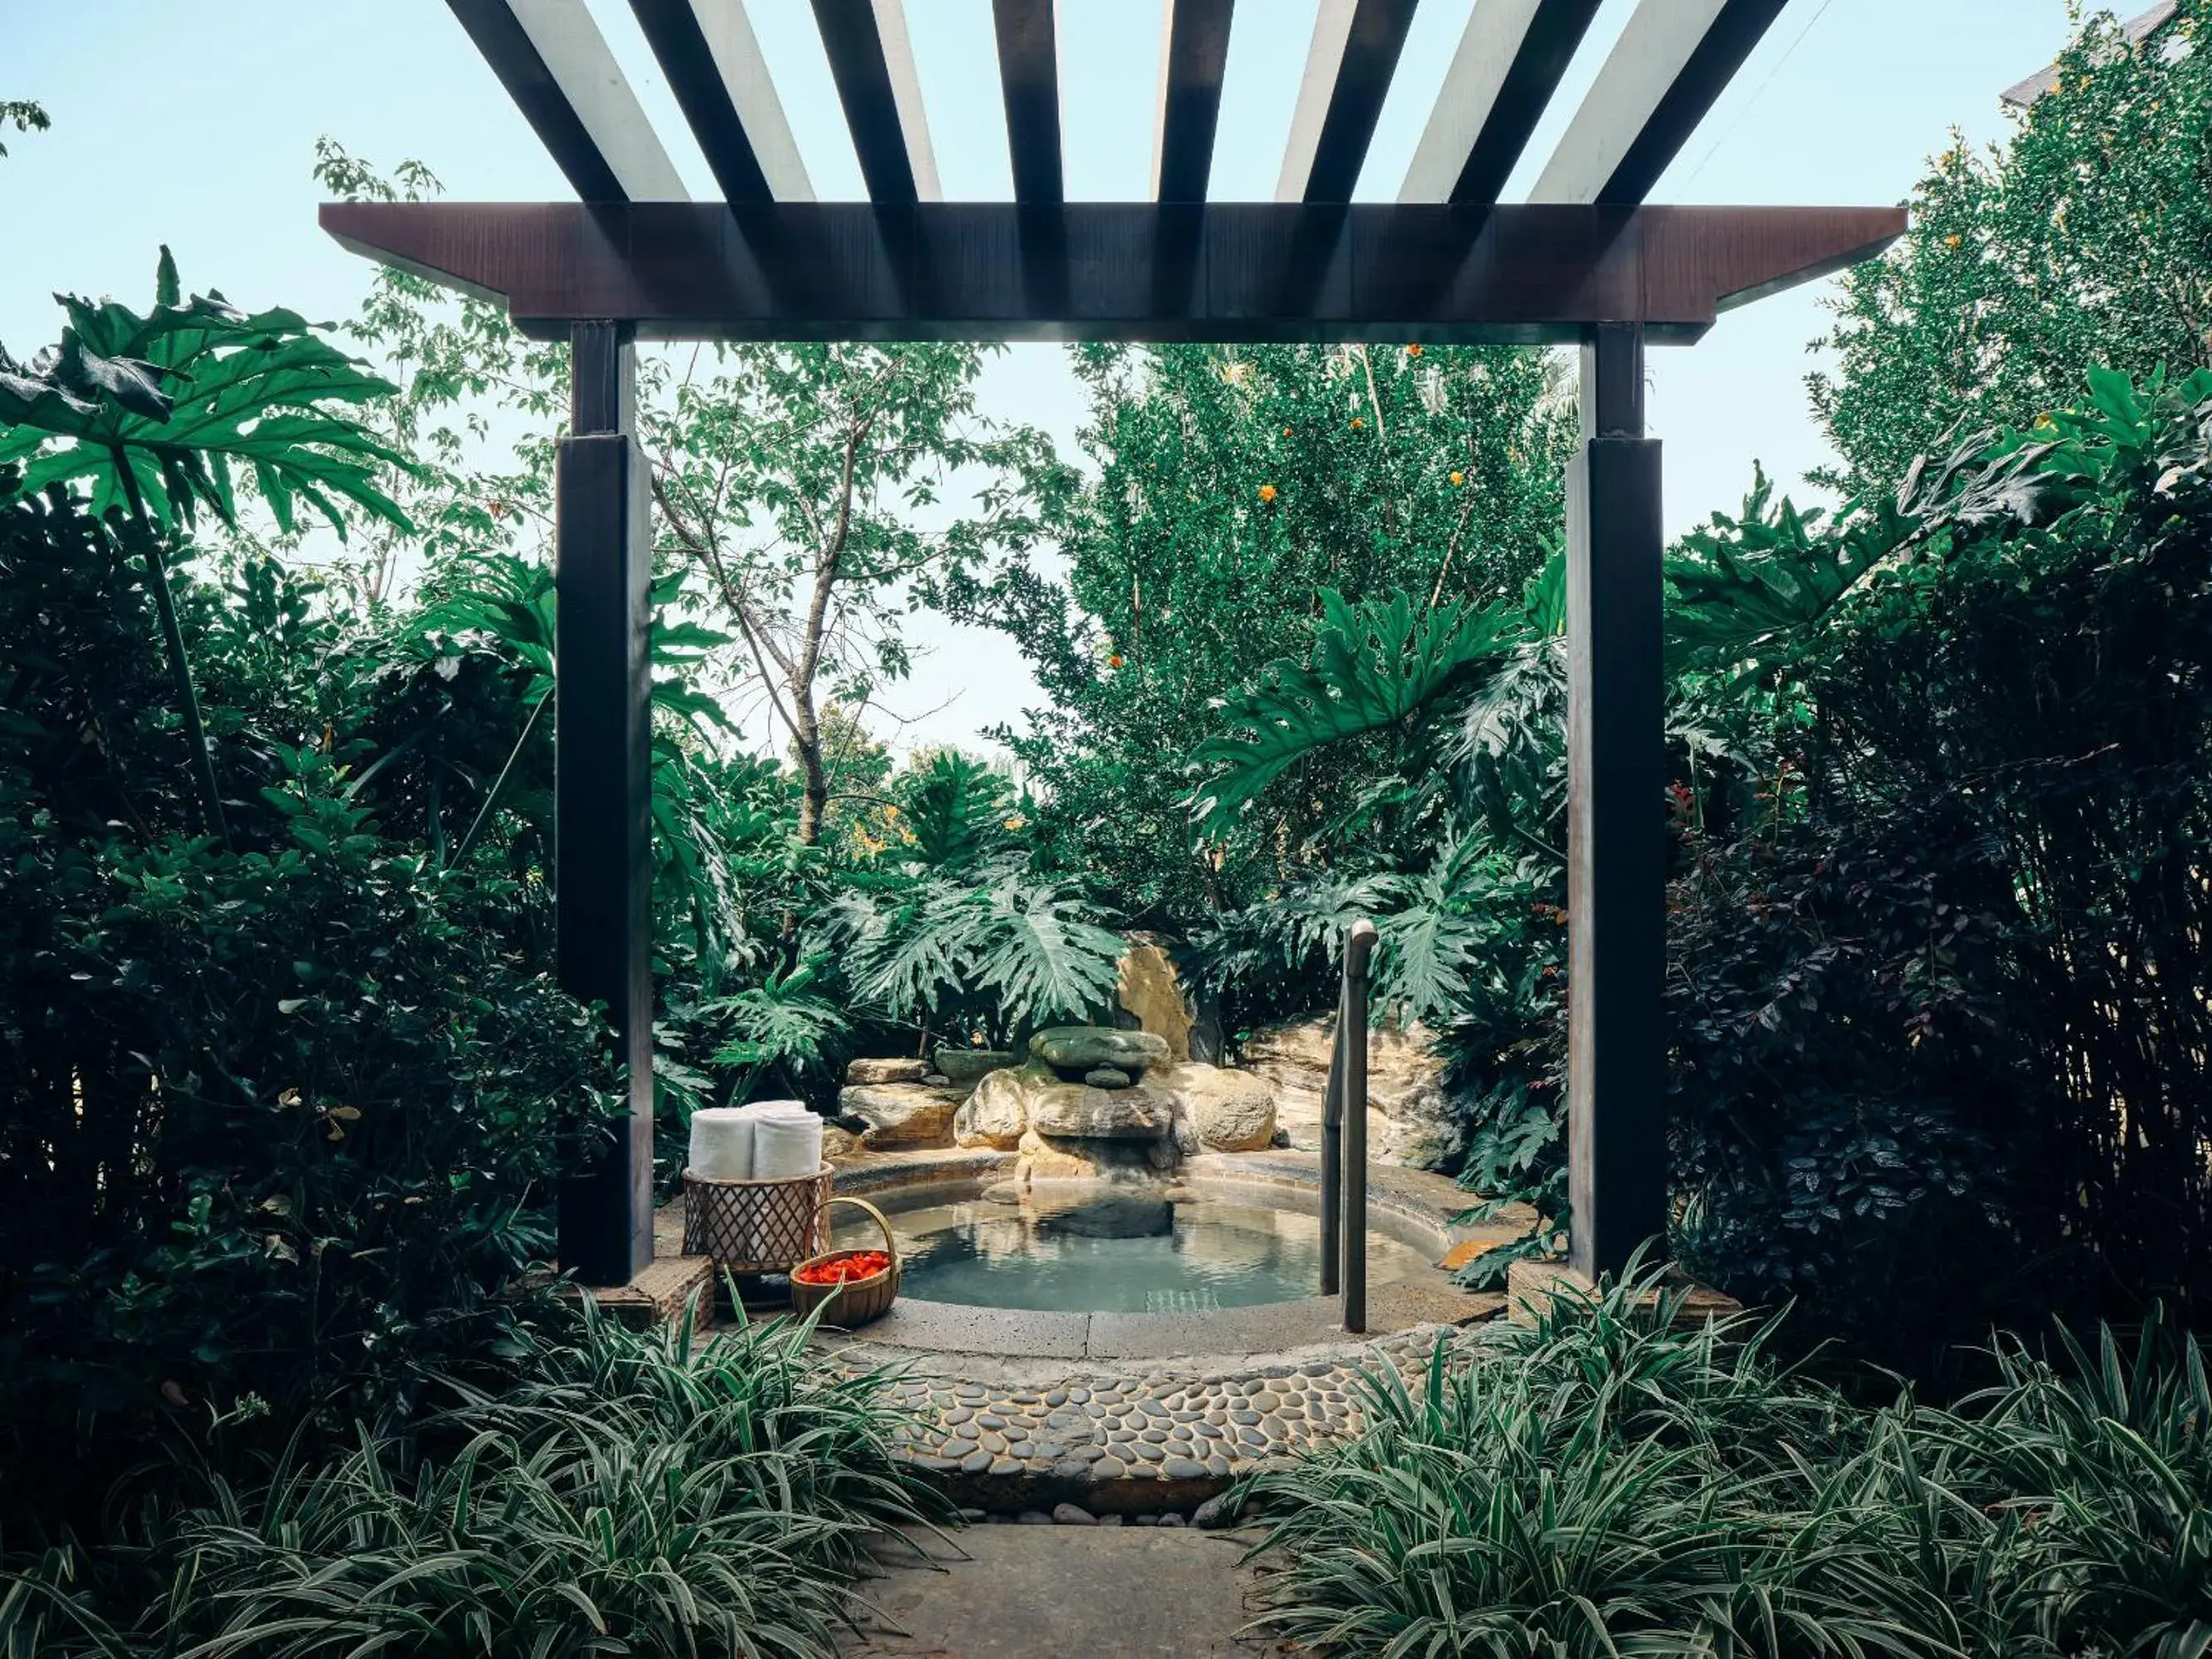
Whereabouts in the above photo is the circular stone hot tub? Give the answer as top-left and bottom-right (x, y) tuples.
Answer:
(832, 1177), (1437, 1314)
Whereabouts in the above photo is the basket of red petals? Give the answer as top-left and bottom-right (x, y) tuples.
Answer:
(787, 1195), (901, 1326)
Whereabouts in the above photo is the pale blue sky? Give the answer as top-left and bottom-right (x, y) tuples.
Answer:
(2, 0), (2085, 756)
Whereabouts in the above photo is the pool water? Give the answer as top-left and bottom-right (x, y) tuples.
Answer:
(833, 1184), (1435, 1313)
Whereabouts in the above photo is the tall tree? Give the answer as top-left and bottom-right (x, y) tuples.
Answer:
(1811, 3), (2210, 494)
(646, 343), (1069, 844)
(943, 341), (1576, 922)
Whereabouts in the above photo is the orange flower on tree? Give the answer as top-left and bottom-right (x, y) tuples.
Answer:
(1449, 469), (1465, 486)
(1109, 654), (1124, 669)
(1257, 483), (1277, 503)
(1406, 343), (1423, 357)
(1350, 416), (1365, 429)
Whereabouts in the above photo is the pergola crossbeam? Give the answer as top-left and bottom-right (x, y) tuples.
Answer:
(1531, 0), (1786, 206)
(446, 0), (688, 203)
(1400, 0), (1601, 206)
(812, 0), (941, 204)
(630, 0), (812, 202)
(1276, 0), (1421, 203)
(323, 199), (1903, 344)
(1153, 0), (1237, 202)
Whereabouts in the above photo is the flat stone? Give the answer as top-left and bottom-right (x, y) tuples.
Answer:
(1029, 1026), (1170, 1073)
(1084, 1067), (1135, 1089)
(960, 1451), (991, 1474)
(846, 1057), (927, 1085)
(1053, 1503), (1096, 1525)
(1163, 1457), (1208, 1481)
(843, 1081), (961, 1150)
(1018, 1510), (1053, 1525)
(936, 1047), (1018, 1086)
(943, 1438), (979, 1459)
(1092, 1457), (1128, 1480)
(990, 1457), (1023, 1476)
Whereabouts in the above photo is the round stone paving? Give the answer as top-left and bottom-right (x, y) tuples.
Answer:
(823, 1321), (1511, 1515)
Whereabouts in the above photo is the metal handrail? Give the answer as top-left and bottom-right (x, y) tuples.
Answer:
(1319, 919), (1378, 1333)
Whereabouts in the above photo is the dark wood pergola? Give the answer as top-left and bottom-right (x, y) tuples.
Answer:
(326, 0), (1904, 1290)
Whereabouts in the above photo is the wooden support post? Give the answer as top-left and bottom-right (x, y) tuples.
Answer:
(555, 319), (655, 1287)
(1565, 322), (1667, 1282)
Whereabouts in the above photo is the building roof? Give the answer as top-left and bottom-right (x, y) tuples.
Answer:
(2001, 2), (2181, 107)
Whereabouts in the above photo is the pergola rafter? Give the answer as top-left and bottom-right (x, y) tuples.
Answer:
(630, 0), (813, 202)
(328, 0), (1903, 1291)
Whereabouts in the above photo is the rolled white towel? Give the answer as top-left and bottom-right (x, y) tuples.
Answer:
(751, 1109), (824, 1181)
(688, 1107), (756, 1181)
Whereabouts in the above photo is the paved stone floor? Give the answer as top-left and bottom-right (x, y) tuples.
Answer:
(839, 1525), (1294, 1657)
(828, 1321), (1509, 1514)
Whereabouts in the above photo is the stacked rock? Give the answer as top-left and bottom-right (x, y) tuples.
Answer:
(1028, 1026), (1169, 1087)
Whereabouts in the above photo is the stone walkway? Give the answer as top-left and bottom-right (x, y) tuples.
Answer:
(829, 1321), (1509, 1515)
(840, 1525), (1293, 1657)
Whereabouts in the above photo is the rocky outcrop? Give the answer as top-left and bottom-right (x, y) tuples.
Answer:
(1116, 940), (1196, 1061)
(846, 1056), (928, 1086)
(841, 1081), (963, 1151)
(1164, 1063), (1276, 1153)
(1017, 1127), (1177, 1184)
(1029, 1026), (1169, 1078)
(1024, 1073), (1176, 1140)
(1240, 1015), (1463, 1169)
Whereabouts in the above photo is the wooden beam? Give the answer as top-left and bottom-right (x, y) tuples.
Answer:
(447, 0), (688, 203)
(629, 0), (812, 202)
(811, 0), (941, 203)
(321, 199), (1904, 343)
(1532, 0), (1785, 205)
(1564, 322), (1667, 1281)
(1276, 0), (1422, 203)
(1152, 0), (1236, 202)
(555, 323), (656, 1287)
(1399, 0), (1600, 205)
(993, 0), (1062, 203)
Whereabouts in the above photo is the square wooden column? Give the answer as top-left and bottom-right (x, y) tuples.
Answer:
(554, 319), (655, 1287)
(1565, 323), (1668, 1280)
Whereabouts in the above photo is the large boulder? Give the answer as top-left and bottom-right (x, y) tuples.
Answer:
(1024, 1073), (1177, 1140)
(1165, 1063), (1276, 1152)
(1029, 1025), (1169, 1077)
(1240, 1016), (1463, 1169)
(951, 1067), (1028, 1150)
(846, 1056), (927, 1086)
(1018, 1128), (1176, 1184)
(840, 1082), (961, 1151)
(1116, 940), (1196, 1062)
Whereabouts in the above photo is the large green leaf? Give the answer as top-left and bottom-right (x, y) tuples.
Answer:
(0, 247), (416, 537)
(1187, 586), (1516, 834)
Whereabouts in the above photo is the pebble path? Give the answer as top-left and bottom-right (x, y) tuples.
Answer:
(826, 1322), (1505, 1515)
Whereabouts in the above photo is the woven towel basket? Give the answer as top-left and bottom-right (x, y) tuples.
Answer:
(682, 1163), (834, 1272)
(788, 1196), (901, 1328)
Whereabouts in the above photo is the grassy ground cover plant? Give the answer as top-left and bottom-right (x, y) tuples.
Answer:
(1, 1298), (941, 1659)
(1238, 1265), (2212, 1657)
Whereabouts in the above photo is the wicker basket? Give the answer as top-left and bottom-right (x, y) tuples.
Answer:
(682, 1163), (834, 1273)
(788, 1196), (902, 1328)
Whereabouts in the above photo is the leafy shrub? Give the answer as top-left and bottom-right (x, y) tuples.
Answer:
(2, 1299), (943, 1658)
(0, 476), (615, 1519)
(1238, 1266), (2212, 1657)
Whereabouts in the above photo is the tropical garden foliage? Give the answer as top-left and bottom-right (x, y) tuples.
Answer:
(2, 4), (2210, 1650)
